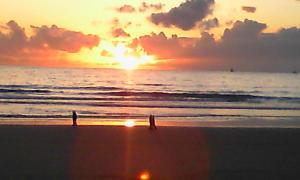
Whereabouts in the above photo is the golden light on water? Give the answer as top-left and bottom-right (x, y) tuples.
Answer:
(124, 120), (135, 127)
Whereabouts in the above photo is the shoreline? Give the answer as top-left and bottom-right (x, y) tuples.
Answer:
(1, 117), (300, 128)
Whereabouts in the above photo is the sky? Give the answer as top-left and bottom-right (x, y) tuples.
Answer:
(0, 0), (300, 72)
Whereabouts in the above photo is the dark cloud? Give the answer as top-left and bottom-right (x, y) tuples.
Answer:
(132, 19), (300, 72)
(199, 18), (219, 30)
(111, 28), (130, 38)
(131, 32), (198, 59)
(222, 19), (267, 43)
(0, 20), (27, 55)
(150, 0), (215, 30)
(139, 2), (165, 12)
(116, 4), (136, 13)
(241, 6), (257, 13)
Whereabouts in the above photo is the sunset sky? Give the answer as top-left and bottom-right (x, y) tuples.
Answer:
(0, 0), (300, 72)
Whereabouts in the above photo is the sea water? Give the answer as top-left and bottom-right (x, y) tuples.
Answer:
(1, 66), (300, 127)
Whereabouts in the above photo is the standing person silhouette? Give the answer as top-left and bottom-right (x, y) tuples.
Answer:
(72, 111), (78, 126)
(149, 115), (157, 130)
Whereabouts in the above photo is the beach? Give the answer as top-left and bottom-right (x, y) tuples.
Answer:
(0, 125), (299, 180)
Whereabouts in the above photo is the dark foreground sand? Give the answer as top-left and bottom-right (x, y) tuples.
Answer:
(0, 125), (299, 180)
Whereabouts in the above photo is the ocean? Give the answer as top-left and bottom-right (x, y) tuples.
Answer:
(1, 66), (300, 127)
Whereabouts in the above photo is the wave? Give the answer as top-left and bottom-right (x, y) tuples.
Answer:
(137, 83), (168, 87)
(0, 95), (190, 102)
(0, 88), (52, 94)
(1, 113), (299, 119)
(0, 96), (299, 104)
(0, 85), (123, 91)
(1, 85), (300, 103)
(1, 100), (300, 110)
(1, 91), (300, 103)
(77, 91), (300, 102)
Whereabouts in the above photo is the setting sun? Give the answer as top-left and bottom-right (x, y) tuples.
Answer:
(102, 43), (154, 70)
(117, 56), (139, 70)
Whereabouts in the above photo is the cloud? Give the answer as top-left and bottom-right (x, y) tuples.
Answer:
(139, 2), (165, 12)
(100, 50), (113, 57)
(225, 20), (234, 26)
(241, 6), (257, 13)
(222, 19), (267, 43)
(110, 18), (131, 38)
(0, 20), (27, 55)
(132, 19), (300, 72)
(116, 4), (136, 13)
(199, 18), (219, 30)
(111, 18), (132, 28)
(150, 0), (215, 30)
(111, 28), (130, 38)
(30, 25), (100, 53)
(0, 20), (100, 66)
(116, 2), (164, 13)
(131, 32), (198, 59)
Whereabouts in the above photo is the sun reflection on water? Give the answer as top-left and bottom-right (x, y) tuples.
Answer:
(124, 120), (135, 127)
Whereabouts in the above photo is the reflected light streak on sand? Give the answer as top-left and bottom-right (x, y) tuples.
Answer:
(139, 171), (151, 180)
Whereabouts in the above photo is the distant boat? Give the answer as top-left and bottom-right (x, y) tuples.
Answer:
(292, 70), (297, 74)
(230, 68), (234, 73)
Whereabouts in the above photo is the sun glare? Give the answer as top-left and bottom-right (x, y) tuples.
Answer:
(118, 56), (139, 70)
(103, 43), (154, 70)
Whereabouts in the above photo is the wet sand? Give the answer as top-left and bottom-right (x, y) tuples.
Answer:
(0, 125), (299, 179)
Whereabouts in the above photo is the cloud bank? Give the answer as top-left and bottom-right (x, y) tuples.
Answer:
(150, 0), (215, 30)
(132, 19), (300, 72)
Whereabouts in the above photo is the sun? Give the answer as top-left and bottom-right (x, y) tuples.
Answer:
(105, 43), (154, 70)
(118, 56), (139, 70)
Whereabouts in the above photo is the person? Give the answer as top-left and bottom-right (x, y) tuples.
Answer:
(72, 111), (78, 126)
(149, 114), (157, 130)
